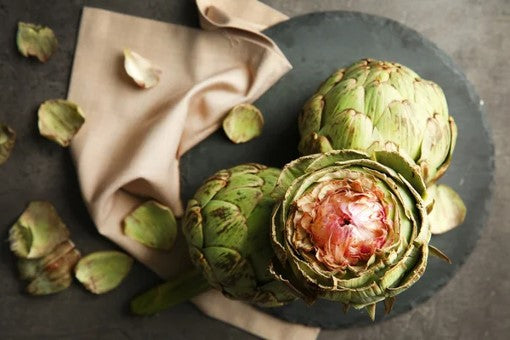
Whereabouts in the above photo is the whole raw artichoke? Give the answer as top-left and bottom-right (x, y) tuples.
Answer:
(298, 59), (456, 185)
(270, 149), (443, 318)
(183, 163), (296, 306)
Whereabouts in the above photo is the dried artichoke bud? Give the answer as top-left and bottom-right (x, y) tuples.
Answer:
(9, 201), (70, 259)
(75, 251), (133, 294)
(222, 104), (264, 144)
(123, 200), (177, 251)
(18, 241), (81, 295)
(428, 184), (467, 234)
(16, 22), (58, 62)
(0, 123), (16, 165)
(123, 48), (161, 89)
(38, 99), (85, 147)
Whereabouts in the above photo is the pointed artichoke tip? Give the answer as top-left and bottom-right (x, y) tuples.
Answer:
(365, 303), (376, 321)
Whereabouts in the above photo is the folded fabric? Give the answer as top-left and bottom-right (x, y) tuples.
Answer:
(68, 1), (320, 339)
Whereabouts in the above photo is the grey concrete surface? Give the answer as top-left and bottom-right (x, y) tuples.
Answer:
(261, 1), (509, 339)
(0, 0), (507, 339)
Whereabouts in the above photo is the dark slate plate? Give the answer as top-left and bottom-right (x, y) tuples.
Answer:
(181, 12), (494, 329)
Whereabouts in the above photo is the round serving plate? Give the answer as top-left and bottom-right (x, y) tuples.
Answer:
(181, 11), (494, 328)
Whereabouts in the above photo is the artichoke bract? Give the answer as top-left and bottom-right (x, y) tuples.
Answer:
(270, 149), (434, 319)
(183, 164), (296, 306)
(298, 59), (456, 186)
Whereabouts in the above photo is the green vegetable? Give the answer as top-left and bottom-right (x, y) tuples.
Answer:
(299, 59), (456, 186)
(270, 149), (442, 319)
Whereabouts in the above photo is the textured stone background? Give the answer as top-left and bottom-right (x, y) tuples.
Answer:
(0, 0), (508, 339)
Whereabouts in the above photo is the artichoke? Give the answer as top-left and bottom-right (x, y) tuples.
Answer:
(270, 149), (444, 318)
(298, 59), (456, 186)
(131, 164), (296, 315)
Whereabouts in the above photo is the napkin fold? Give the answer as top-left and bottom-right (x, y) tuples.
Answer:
(68, 1), (320, 339)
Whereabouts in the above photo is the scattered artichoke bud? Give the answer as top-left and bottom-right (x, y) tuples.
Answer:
(123, 200), (177, 251)
(428, 184), (467, 234)
(0, 123), (16, 165)
(38, 99), (85, 147)
(18, 240), (81, 295)
(16, 22), (58, 62)
(74, 251), (133, 294)
(9, 201), (70, 259)
(222, 104), (264, 144)
(123, 48), (161, 89)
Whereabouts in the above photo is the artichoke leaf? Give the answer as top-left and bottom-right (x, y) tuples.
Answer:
(19, 240), (81, 295)
(9, 201), (70, 259)
(123, 48), (161, 89)
(0, 123), (16, 165)
(38, 99), (85, 147)
(222, 104), (264, 144)
(17, 22), (57, 62)
(75, 251), (133, 294)
(427, 184), (466, 234)
(123, 200), (177, 251)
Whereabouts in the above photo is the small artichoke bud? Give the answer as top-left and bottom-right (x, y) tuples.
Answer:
(16, 22), (58, 62)
(0, 123), (16, 165)
(123, 200), (177, 251)
(74, 251), (133, 294)
(9, 201), (70, 259)
(18, 240), (81, 295)
(222, 104), (264, 144)
(123, 48), (161, 89)
(38, 99), (85, 147)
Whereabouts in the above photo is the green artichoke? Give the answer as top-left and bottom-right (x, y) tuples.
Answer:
(183, 163), (296, 306)
(131, 164), (296, 315)
(298, 59), (456, 186)
(270, 149), (443, 319)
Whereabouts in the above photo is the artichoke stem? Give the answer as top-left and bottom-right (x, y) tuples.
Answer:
(131, 269), (210, 316)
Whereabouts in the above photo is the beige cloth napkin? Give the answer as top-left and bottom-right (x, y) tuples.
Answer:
(68, 1), (320, 339)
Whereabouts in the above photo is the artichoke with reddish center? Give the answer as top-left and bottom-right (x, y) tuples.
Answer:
(270, 149), (436, 318)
